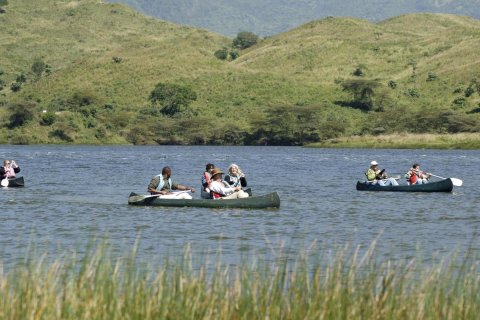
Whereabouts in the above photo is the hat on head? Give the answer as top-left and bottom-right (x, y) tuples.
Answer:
(211, 168), (224, 176)
(370, 160), (378, 166)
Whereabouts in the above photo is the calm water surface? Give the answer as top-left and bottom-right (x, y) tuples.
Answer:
(1, 145), (479, 267)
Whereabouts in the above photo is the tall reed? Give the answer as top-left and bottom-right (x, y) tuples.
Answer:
(1, 241), (479, 319)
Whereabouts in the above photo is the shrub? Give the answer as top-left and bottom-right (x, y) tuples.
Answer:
(40, 112), (56, 126)
(229, 50), (239, 60)
(31, 58), (46, 79)
(232, 32), (259, 49)
(214, 48), (228, 60)
(388, 80), (397, 89)
(16, 73), (27, 83)
(464, 86), (475, 97)
(406, 88), (420, 98)
(7, 102), (36, 128)
(112, 56), (123, 63)
(426, 72), (438, 81)
(10, 82), (21, 92)
(149, 82), (197, 117)
(452, 97), (466, 106)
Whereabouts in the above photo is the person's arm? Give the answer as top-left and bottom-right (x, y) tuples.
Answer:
(240, 176), (247, 187)
(176, 184), (195, 193)
(14, 167), (20, 174)
(210, 181), (238, 195)
(224, 175), (234, 185)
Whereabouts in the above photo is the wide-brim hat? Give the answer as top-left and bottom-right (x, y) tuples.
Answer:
(211, 168), (224, 176)
(370, 160), (378, 166)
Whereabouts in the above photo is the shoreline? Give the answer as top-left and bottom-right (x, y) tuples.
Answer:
(305, 133), (480, 149)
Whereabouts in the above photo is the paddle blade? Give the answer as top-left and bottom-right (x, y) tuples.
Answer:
(450, 178), (463, 187)
(1, 179), (8, 187)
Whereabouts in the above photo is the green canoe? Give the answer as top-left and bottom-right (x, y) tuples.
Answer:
(1, 176), (25, 188)
(128, 191), (280, 209)
(356, 178), (454, 192)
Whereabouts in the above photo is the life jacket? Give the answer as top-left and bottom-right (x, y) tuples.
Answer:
(407, 169), (419, 184)
(209, 180), (226, 199)
(201, 172), (212, 189)
(155, 174), (172, 191)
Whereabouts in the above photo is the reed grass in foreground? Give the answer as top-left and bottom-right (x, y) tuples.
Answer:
(1, 242), (479, 319)
(307, 132), (480, 149)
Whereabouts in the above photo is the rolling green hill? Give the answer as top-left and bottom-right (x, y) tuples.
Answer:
(0, 0), (479, 145)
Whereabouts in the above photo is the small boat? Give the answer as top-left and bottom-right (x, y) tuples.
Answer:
(1, 176), (25, 188)
(128, 191), (280, 209)
(356, 178), (453, 192)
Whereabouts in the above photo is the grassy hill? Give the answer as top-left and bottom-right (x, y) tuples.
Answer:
(1, 0), (479, 145)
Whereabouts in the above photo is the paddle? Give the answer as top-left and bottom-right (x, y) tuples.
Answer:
(129, 190), (191, 202)
(1, 178), (8, 187)
(429, 174), (463, 186)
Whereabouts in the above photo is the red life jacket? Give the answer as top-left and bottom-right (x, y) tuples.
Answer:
(409, 170), (418, 184)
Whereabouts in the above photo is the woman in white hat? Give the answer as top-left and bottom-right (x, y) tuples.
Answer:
(365, 160), (398, 186)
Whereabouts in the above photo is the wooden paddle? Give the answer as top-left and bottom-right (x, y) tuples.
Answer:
(129, 190), (191, 202)
(429, 174), (463, 186)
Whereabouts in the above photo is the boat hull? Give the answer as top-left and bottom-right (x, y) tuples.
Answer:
(2, 176), (25, 187)
(356, 178), (453, 192)
(128, 191), (280, 209)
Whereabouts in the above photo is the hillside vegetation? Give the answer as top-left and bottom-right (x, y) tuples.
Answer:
(1, 0), (480, 145)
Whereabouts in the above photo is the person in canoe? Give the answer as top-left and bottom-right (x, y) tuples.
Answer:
(224, 163), (247, 188)
(147, 166), (195, 199)
(365, 161), (399, 186)
(1, 160), (20, 179)
(209, 168), (249, 199)
(201, 163), (215, 193)
(405, 163), (431, 185)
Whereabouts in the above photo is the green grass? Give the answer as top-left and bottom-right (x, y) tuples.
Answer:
(0, 0), (479, 145)
(307, 132), (480, 149)
(1, 241), (479, 319)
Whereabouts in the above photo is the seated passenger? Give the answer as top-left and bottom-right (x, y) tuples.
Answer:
(224, 163), (247, 188)
(1, 160), (20, 179)
(405, 163), (431, 185)
(209, 168), (249, 199)
(201, 163), (215, 192)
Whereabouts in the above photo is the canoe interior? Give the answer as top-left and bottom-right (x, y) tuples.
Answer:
(128, 191), (280, 209)
(356, 178), (453, 192)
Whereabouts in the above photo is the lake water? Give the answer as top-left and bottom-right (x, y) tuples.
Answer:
(1, 145), (479, 268)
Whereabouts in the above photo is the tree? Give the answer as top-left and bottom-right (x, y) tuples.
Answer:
(232, 32), (259, 49)
(149, 83), (197, 117)
(7, 102), (36, 128)
(341, 79), (381, 111)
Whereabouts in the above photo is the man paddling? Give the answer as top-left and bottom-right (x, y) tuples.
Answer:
(365, 161), (398, 186)
(147, 166), (195, 199)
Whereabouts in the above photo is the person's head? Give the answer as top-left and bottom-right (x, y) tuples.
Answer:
(3, 160), (11, 167)
(210, 168), (224, 180)
(228, 163), (242, 175)
(162, 166), (172, 179)
(412, 163), (420, 170)
(370, 160), (378, 169)
(206, 163), (214, 172)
